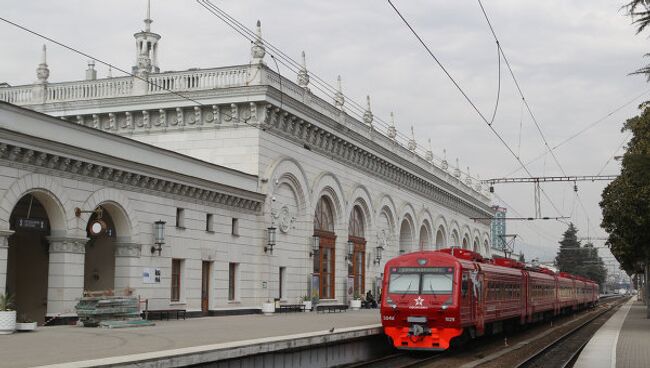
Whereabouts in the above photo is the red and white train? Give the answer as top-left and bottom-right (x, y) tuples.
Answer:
(380, 248), (599, 351)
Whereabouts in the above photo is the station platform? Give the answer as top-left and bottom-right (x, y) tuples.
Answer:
(574, 298), (649, 368)
(0, 309), (382, 368)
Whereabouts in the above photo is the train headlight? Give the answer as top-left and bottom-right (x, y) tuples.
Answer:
(441, 304), (448, 310)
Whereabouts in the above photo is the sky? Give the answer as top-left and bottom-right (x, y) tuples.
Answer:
(0, 0), (646, 275)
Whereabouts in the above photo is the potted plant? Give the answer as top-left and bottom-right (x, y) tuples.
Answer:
(0, 293), (16, 335)
(301, 295), (312, 311)
(350, 292), (362, 310)
(16, 314), (37, 332)
(261, 299), (275, 315)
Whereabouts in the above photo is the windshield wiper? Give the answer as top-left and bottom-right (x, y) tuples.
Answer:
(400, 280), (413, 301)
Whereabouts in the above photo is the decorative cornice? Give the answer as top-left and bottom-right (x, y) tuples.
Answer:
(45, 100), (490, 218)
(0, 140), (263, 213)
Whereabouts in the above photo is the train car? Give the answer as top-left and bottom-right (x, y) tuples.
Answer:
(380, 249), (477, 350)
(480, 258), (526, 331)
(556, 272), (576, 314)
(380, 248), (599, 351)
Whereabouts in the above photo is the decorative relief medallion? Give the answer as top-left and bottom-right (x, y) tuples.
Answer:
(278, 205), (293, 233)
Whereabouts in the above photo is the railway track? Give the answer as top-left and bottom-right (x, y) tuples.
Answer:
(512, 297), (627, 368)
(346, 351), (445, 368)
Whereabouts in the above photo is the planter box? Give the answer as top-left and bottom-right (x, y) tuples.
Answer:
(16, 322), (37, 331)
(302, 301), (312, 311)
(0, 310), (16, 335)
(261, 302), (275, 315)
(350, 299), (362, 310)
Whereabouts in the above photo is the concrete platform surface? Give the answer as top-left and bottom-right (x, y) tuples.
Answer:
(0, 310), (381, 368)
(574, 298), (650, 368)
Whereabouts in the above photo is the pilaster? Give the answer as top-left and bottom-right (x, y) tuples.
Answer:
(115, 242), (142, 291)
(0, 230), (15, 295)
(46, 237), (87, 317)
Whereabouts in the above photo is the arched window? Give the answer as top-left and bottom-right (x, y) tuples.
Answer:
(348, 205), (366, 296)
(435, 227), (446, 249)
(419, 224), (430, 250)
(314, 196), (336, 299)
(399, 217), (413, 254)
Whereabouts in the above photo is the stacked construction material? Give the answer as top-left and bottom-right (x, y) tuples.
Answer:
(75, 295), (152, 328)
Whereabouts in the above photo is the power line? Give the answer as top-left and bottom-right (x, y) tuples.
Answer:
(476, 0), (601, 235)
(596, 132), (631, 176)
(504, 87), (650, 177)
(387, 0), (565, 219)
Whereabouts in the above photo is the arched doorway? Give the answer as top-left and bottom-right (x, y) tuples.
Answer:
(399, 217), (413, 254)
(451, 230), (460, 247)
(7, 194), (51, 324)
(435, 227), (446, 249)
(84, 206), (116, 292)
(484, 240), (490, 255)
(419, 224), (430, 250)
(462, 236), (469, 249)
(313, 196), (336, 299)
(473, 237), (480, 253)
(348, 205), (365, 296)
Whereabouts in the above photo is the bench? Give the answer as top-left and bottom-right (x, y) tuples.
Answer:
(316, 304), (348, 313)
(143, 309), (187, 320)
(277, 304), (306, 313)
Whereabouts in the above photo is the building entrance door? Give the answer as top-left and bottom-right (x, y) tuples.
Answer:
(201, 261), (211, 315)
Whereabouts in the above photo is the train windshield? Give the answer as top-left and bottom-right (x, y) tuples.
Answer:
(388, 267), (454, 294)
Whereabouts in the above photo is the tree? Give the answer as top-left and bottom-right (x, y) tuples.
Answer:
(624, 1), (650, 78)
(555, 223), (607, 287)
(600, 104), (650, 273)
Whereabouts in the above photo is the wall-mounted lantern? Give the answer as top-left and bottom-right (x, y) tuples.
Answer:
(265, 226), (277, 254)
(151, 220), (166, 255)
(310, 235), (320, 257)
(374, 245), (384, 265)
(345, 240), (354, 264)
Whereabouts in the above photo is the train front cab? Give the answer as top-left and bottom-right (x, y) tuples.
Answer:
(381, 250), (474, 351)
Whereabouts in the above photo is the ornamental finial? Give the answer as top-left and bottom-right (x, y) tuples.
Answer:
(334, 75), (345, 110)
(363, 95), (373, 125)
(36, 44), (49, 83)
(251, 20), (266, 64)
(425, 138), (433, 162)
(441, 149), (449, 170)
(387, 112), (397, 139)
(297, 50), (310, 89)
(408, 126), (417, 151)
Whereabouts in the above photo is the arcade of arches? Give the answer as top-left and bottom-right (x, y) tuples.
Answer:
(5, 194), (125, 324)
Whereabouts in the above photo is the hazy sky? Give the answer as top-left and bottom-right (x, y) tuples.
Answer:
(0, 0), (645, 273)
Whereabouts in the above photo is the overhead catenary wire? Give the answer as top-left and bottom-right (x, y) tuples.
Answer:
(197, 0), (485, 180)
(387, 0), (565, 218)
(596, 131), (631, 176)
(476, 0), (602, 236)
(504, 87), (650, 177)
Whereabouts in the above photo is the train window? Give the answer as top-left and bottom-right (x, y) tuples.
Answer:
(421, 273), (453, 294)
(388, 273), (420, 294)
(461, 274), (469, 297)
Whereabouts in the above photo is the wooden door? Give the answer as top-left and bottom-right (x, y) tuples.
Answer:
(317, 231), (336, 299)
(201, 261), (210, 315)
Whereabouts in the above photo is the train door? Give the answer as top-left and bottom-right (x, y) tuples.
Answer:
(473, 271), (485, 335)
(460, 271), (472, 324)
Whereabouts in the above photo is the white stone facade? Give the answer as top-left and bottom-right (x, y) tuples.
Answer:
(0, 13), (494, 317)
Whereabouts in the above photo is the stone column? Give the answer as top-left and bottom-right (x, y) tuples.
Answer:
(47, 237), (86, 317)
(114, 242), (142, 292)
(0, 230), (15, 295)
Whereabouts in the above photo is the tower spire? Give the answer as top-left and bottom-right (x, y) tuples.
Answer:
(133, 0), (161, 74)
(363, 95), (373, 125)
(144, 0), (152, 32)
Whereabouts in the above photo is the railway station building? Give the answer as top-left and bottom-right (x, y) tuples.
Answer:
(0, 9), (493, 323)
